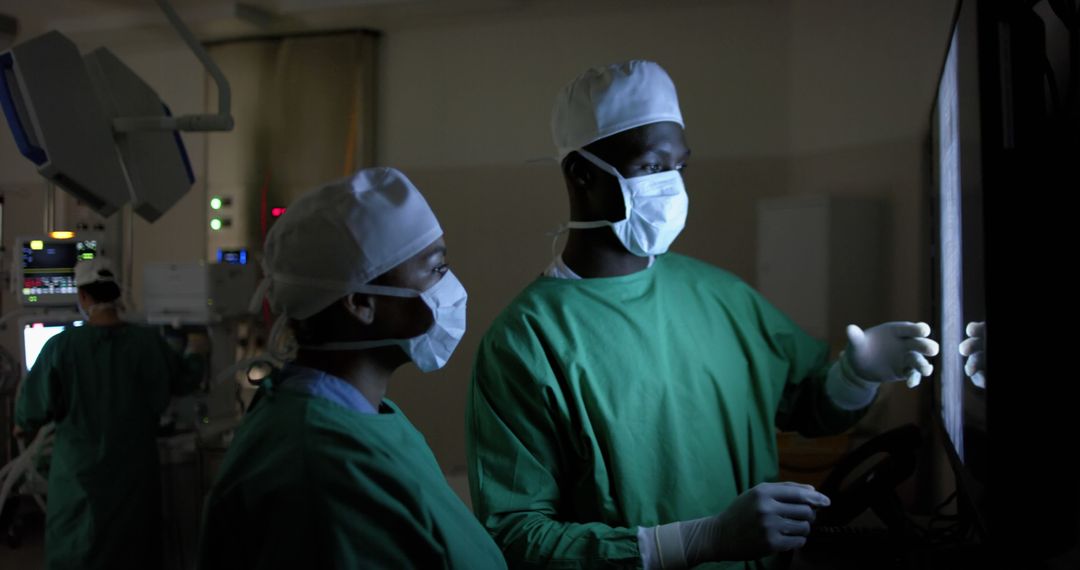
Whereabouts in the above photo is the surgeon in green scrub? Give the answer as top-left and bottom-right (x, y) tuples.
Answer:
(196, 168), (506, 570)
(15, 256), (206, 570)
(467, 60), (942, 569)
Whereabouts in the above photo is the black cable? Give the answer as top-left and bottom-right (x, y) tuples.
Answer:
(1044, 56), (1061, 113)
(932, 490), (958, 514)
(1047, 0), (1077, 27)
(1046, 0), (1080, 121)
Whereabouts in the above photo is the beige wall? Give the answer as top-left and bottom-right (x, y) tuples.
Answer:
(788, 0), (957, 154)
(377, 0), (791, 169)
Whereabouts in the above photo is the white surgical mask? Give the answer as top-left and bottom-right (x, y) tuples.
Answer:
(301, 270), (468, 372)
(566, 148), (688, 257)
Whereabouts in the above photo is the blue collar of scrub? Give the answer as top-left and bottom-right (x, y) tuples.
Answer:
(275, 363), (380, 415)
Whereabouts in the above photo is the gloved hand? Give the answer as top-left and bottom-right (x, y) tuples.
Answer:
(843, 321), (940, 388)
(958, 321), (986, 389)
(643, 482), (829, 568)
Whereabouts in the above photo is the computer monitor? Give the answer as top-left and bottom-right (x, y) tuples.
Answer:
(929, 0), (1077, 562)
(928, 3), (991, 550)
(931, 0), (986, 472)
(20, 316), (83, 372)
(18, 235), (99, 307)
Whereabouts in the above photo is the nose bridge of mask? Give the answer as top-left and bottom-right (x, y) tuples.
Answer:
(421, 269), (466, 309)
(634, 168), (684, 197)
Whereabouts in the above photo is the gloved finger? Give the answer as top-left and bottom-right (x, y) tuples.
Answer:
(966, 321), (985, 338)
(965, 351), (985, 377)
(774, 502), (816, 522)
(779, 519), (812, 537)
(959, 336), (982, 356)
(906, 370), (923, 388)
(845, 325), (866, 350)
(776, 481), (818, 491)
(768, 485), (831, 508)
(906, 337), (940, 357)
(764, 482), (821, 497)
(772, 534), (808, 552)
(971, 371), (986, 389)
(886, 321), (931, 338)
(907, 352), (934, 377)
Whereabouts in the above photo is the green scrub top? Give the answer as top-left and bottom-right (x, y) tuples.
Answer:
(467, 253), (871, 569)
(197, 365), (507, 570)
(15, 323), (203, 570)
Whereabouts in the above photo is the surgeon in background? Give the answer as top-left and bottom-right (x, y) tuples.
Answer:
(197, 167), (506, 569)
(15, 256), (206, 570)
(466, 60), (941, 569)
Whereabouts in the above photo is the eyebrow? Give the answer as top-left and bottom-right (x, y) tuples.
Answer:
(638, 147), (692, 160)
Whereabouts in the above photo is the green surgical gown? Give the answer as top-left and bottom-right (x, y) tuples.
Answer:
(15, 324), (203, 570)
(196, 370), (507, 570)
(467, 253), (872, 569)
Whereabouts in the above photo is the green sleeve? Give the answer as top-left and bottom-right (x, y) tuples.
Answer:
(15, 336), (63, 430)
(196, 464), (322, 569)
(311, 431), (447, 568)
(198, 429), (448, 569)
(467, 330), (641, 570)
(738, 283), (872, 436)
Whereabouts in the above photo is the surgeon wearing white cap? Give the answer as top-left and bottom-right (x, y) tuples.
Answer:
(466, 61), (940, 569)
(197, 168), (506, 569)
(15, 256), (207, 570)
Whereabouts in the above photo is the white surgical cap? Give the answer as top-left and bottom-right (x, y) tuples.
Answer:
(74, 256), (117, 287)
(551, 60), (684, 160)
(260, 167), (443, 320)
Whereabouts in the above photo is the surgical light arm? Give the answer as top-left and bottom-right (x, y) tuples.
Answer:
(111, 0), (232, 133)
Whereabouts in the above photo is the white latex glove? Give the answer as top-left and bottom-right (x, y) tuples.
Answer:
(641, 482), (829, 568)
(958, 321), (986, 389)
(843, 321), (940, 388)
